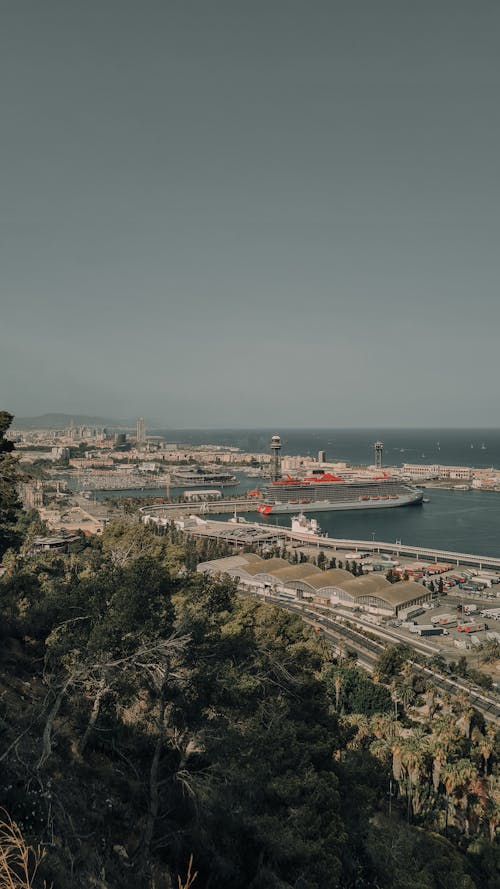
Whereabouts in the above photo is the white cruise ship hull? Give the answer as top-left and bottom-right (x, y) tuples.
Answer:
(258, 492), (423, 514)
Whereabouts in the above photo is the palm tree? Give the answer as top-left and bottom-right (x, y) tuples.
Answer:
(334, 673), (343, 711)
(471, 725), (497, 777)
(441, 760), (478, 837)
(424, 686), (437, 719)
(343, 713), (371, 750)
(453, 691), (474, 739)
(370, 713), (397, 743)
(441, 762), (462, 835)
(400, 731), (431, 820)
(485, 774), (500, 843)
(453, 760), (479, 838)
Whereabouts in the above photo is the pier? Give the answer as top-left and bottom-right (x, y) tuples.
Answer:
(141, 500), (500, 570)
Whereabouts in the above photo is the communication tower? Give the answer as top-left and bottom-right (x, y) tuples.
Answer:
(374, 441), (383, 470)
(270, 434), (282, 482)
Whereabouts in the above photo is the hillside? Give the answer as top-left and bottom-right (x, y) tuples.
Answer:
(0, 522), (498, 888)
(0, 417), (498, 888)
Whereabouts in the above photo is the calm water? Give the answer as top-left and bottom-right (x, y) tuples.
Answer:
(97, 428), (500, 558)
(96, 482), (500, 557)
(155, 427), (500, 469)
(242, 488), (500, 558)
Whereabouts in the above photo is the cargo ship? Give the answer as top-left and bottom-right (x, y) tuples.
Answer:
(257, 472), (423, 514)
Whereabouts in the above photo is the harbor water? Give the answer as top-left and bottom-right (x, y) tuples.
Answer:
(93, 428), (500, 558)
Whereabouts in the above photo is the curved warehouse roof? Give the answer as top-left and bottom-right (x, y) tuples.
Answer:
(368, 581), (430, 607)
(267, 563), (322, 583)
(242, 557), (290, 576)
(300, 568), (354, 590)
(340, 575), (391, 598)
(238, 552), (266, 564)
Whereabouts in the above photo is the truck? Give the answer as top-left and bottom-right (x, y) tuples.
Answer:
(431, 613), (453, 625)
(457, 622), (485, 634)
(475, 576), (493, 588)
(462, 603), (478, 615)
(418, 626), (446, 636)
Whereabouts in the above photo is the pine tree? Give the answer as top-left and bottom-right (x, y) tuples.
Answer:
(0, 411), (23, 557)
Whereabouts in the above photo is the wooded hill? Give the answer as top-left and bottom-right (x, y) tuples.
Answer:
(0, 413), (499, 888)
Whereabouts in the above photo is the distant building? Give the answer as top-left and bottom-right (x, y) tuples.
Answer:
(318, 450), (326, 464)
(402, 464), (472, 481)
(136, 417), (146, 444)
(51, 446), (70, 461)
(18, 481), (44, 509)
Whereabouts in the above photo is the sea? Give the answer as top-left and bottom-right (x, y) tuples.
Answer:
(105, 428), (500, 558)
(154, 427), (500, 469)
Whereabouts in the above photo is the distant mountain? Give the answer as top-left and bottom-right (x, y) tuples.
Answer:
(12, 413), (136, 430)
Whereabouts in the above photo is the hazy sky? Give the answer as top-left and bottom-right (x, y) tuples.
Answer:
(1, 1), (499, 426)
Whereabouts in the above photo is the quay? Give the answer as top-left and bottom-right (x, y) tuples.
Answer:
(141, 502), (500, 570)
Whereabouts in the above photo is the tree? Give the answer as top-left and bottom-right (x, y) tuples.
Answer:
(375, 645), (412, 683)
(0, 411), (23, 557)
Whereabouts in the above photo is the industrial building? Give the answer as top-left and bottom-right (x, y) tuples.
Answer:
(197, 554), (432, 617)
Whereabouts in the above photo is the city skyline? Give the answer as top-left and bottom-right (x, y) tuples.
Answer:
(2, 1), (499, 426)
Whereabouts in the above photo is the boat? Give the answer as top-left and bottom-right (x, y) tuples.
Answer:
(172, 466), (239, 487)
(291, 513), (323, 537)
(228, 512), (249, 524)
(256, 472), (424, 514)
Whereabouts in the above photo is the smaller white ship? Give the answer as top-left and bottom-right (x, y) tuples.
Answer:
(228, 511), (249, 524)
(291, 513), (323, 537)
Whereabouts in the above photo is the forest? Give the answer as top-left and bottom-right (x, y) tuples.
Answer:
(0, 411), (499, 888)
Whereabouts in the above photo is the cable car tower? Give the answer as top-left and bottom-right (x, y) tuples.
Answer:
(270, 434), (282, 482)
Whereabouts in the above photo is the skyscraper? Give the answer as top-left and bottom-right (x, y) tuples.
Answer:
(136, 417), (146, 445)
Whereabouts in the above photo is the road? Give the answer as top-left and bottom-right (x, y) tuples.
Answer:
(242, 589), (500, 725)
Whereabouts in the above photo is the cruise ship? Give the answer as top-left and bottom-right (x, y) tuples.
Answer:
(257, 472), (423, 514)
(172, 466), (239, 487)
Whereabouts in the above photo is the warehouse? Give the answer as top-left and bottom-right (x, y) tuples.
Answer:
(197, 555), (432, 616)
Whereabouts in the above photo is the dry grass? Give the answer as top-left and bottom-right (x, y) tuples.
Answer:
(178, 854), (197, 889)
(0, 809), (51, 888)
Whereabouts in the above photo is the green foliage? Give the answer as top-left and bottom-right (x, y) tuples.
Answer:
(0, 411), (23, 556)
(324, 663), (392, 716)
(0, 518), (497, 889)
(367, 817), (479, 888)
(316, 550), (326, 569)
(375, 644), (413, 682)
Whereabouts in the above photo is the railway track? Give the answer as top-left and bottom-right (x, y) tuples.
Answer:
(246, 591), (500, 724)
